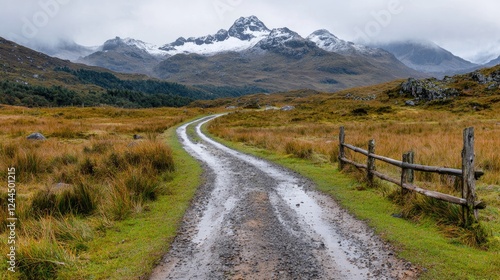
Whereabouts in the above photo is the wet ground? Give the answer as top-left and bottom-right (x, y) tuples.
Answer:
(150, 116), (419, 280)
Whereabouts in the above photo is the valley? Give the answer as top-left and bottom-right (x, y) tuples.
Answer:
(1, 10), (500, 280)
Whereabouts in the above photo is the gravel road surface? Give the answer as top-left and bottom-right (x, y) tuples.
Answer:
(151, 115), (418, 280)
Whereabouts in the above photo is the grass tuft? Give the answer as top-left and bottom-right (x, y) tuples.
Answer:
(17, 239), (74, 280)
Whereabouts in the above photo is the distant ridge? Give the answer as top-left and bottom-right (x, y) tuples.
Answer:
(79, 16), (422, 92)
(373, 40), (478, 77)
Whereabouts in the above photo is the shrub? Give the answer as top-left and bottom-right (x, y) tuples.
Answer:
(1, 142), (18, 159)
(106, 152), (126, 171)
(53, 154), (78, 166)
(79, 158), (95, 175)
(285, 140), (313, 159)
(125, 171), (160, 202)
(31, 184), (96, 217)
(56, 184), (95, 216)
(31, 189), (57, 216)
(17, 240), (72, 280)
(125, 141), (175, 172)
(351, 107), (369, 116)
(104, 184), (133, 221)
(15, 149), (49, 178)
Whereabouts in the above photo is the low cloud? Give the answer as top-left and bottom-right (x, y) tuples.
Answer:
(1, 0), (499, 62)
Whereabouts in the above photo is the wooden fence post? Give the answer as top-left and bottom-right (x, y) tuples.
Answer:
(339, 127), (345, 170)
(367, 140), (376, 186)
(401, 151), (415, 196)
(462, 127), (477, 225)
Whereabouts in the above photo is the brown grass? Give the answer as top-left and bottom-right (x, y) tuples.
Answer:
(0, 105), (201, 278)
(207, 89), (500, 248)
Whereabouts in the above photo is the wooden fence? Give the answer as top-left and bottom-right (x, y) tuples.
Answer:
(338, 127), (486, 224)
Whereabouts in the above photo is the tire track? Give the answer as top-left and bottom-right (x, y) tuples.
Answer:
(151, 115), (417, 280)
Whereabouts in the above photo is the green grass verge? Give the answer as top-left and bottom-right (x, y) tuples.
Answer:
(203, 123), (500, 280)
(58, 122), (202, 279)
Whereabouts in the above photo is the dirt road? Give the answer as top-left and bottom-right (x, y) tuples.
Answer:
(151, 115), (417, 279)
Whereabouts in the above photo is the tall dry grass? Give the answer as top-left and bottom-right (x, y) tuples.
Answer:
(0, 105), (199, 278)
(208, 100), (500, 247)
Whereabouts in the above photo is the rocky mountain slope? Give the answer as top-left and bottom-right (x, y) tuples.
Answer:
(485, 55), (500, 67)
(0, 37), (218, 107)
(80, 16), (422, 92)
(392, 65), (500, 107)
(82, 37), (165, 77)
(374, 41), (478, 77)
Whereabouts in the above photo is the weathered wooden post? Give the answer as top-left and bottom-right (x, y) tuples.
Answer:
(462, 127), (477, 225)
(401, 151), (415, 196)
(339, 127), (345, 170)
(367, 140), (376, 186)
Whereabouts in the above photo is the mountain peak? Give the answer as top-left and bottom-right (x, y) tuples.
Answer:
(255, 28), (317, 59)
(228, 16), (270, 41)
(307, 29), (380, 56)
(309, 29), (339, 39)
(159, 15), (270, 56)
(101, 37), (166, 56)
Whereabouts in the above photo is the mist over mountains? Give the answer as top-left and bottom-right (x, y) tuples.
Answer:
(2, 15), (499, 97)
(69, 16), (426, 92)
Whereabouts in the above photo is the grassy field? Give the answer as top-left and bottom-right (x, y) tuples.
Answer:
(0, 105), (206, 279)
(1, 66), (499, 279)
(205, 81), (500, 279)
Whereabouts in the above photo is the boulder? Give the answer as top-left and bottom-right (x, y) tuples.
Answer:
(27, 132), (46, 140)
(281, 105), (295, 111)
(405, 100), (417, 106)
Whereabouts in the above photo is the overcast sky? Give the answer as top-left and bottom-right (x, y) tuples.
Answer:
(1, 0), (499, 63)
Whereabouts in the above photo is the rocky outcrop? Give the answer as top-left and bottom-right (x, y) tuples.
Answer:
(470, 70), (500, 90)
(399, 78), (459, 105)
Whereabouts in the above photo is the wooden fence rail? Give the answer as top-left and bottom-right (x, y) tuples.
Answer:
(338, 127), (485, 224)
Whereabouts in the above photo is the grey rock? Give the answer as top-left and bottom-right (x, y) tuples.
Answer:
(405, 100), (417, 106)
(27, 132), (46, 140)
(471, 71), (487, 84)
(281, 105), (295, 111)
(488, 82), (499, 90)
(400, 78), (459, 102)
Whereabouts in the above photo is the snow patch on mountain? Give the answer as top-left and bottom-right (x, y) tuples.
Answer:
(102, 37), (168, 56)
(160, 16), (271, 56)
(307, 29), (384, 56)
(161, 31), (269, 56)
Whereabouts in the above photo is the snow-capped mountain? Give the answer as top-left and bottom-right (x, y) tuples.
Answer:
(254, 27), (318, 58)
(307, 29), (385, 56)
(102, 37), (168, 56)
(76, 15), (422, 92)
(160, 16), (270, 56)
(80, 36), (165, 76)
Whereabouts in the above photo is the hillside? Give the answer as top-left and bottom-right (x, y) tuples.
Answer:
(374, 41), (478, 77)
(0, 37), (235, 108)
(193, 64), (500, 112)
